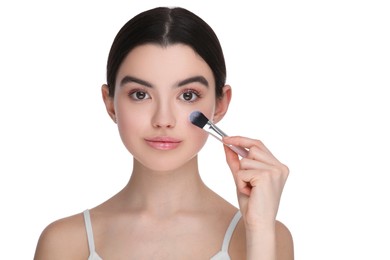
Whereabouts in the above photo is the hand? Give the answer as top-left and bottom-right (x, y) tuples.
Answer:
(223, 136), (289, 230)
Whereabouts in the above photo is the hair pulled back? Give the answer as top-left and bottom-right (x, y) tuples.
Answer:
(106, 7), (226, 98)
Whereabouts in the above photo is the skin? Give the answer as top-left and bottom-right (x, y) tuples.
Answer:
(34, 44), (293, 259)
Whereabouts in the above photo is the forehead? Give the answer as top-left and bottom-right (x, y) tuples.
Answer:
(116, 44), (215, 87)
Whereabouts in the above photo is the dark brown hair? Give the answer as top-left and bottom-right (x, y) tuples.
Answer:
(106, 7), (226, 98)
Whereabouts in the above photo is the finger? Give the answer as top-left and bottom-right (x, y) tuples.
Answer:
(235, 169), (274, 196)
(238, 165), (289, 189)
(223, 136), (282, 165)
(240, 157), (274, 171)
(223, 136), (272, 154)
(245, 146), (281, 165)
(223, 144), (240, 176)
(235, 163), (289, 193)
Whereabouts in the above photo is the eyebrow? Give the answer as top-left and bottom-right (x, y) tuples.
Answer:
(178, 76), (209, 88)
(120, 76), (153, 88)
(119, 75), (209, 88)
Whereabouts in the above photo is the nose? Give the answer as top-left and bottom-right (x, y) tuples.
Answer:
(151, 101), (176, 128)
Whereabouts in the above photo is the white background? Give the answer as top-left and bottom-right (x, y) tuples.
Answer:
(1, 0), (389, 259)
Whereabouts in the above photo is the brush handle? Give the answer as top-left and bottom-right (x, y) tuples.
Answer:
(227, 144), (249, 158)
(206, 122), (249, 158)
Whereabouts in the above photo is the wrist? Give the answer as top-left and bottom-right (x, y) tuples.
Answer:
(245, 223), (277, 260)
(245, 222), (276, 241)
(245, 217), (276, 233)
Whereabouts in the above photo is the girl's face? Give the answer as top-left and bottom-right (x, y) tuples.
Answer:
(103, 44), (230, 172)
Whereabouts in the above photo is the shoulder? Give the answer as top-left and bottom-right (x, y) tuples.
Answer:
(276, 220), (294, 259)
(34, 212), (89, 260)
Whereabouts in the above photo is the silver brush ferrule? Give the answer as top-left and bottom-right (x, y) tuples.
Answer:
(205, 121), (228, 140)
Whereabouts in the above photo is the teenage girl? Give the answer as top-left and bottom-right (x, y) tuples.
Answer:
(34, 7), (293, 259)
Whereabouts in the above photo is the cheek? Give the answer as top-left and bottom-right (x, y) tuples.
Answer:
(182, 108), (213, 149)
(114, 92), (146, 122)
(114, 99), (146, 140)
(184, 120), (209, 158)
(187, 118), (208, 140)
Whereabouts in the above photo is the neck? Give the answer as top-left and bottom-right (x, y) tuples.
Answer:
(121, 156), (208, 216)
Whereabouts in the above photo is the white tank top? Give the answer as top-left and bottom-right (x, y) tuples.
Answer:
(83, 209), (242, 260)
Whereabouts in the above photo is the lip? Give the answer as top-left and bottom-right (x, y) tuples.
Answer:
(145, 136), (182, 150)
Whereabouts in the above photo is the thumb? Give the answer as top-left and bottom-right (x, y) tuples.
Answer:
(223, 143), (240, 180)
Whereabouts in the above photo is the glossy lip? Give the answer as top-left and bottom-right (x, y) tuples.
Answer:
(145, 136), (182, 150)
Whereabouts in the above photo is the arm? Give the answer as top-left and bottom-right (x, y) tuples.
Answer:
(223, 136), (293, 260)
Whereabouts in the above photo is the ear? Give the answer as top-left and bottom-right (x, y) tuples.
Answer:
(213, 85), (232, 124)
(101, 84), (117, 123)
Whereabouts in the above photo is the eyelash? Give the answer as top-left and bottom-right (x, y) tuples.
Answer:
(128, 88), (150, 101)
(127, 88), (202, 102)
(179, 88), (202, 103)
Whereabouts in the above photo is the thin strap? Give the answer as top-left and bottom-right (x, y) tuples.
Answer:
(221, 211), (242, 252)
(83, 209), (96, 254)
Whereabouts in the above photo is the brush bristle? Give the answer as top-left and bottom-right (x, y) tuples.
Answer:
(189, 111), (209, 129)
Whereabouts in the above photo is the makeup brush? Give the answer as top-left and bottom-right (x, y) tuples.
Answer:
(189, 111), (249, 157)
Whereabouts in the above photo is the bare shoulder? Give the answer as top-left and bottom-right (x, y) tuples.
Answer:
(34, 213), (89, 260)
(276, 220), (294, 259)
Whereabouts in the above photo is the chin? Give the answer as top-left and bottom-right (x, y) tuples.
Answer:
(136, 152), (198, 173)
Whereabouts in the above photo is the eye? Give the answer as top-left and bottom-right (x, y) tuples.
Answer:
(129, 90), (150, 100)
(179, 89), (200, 102)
